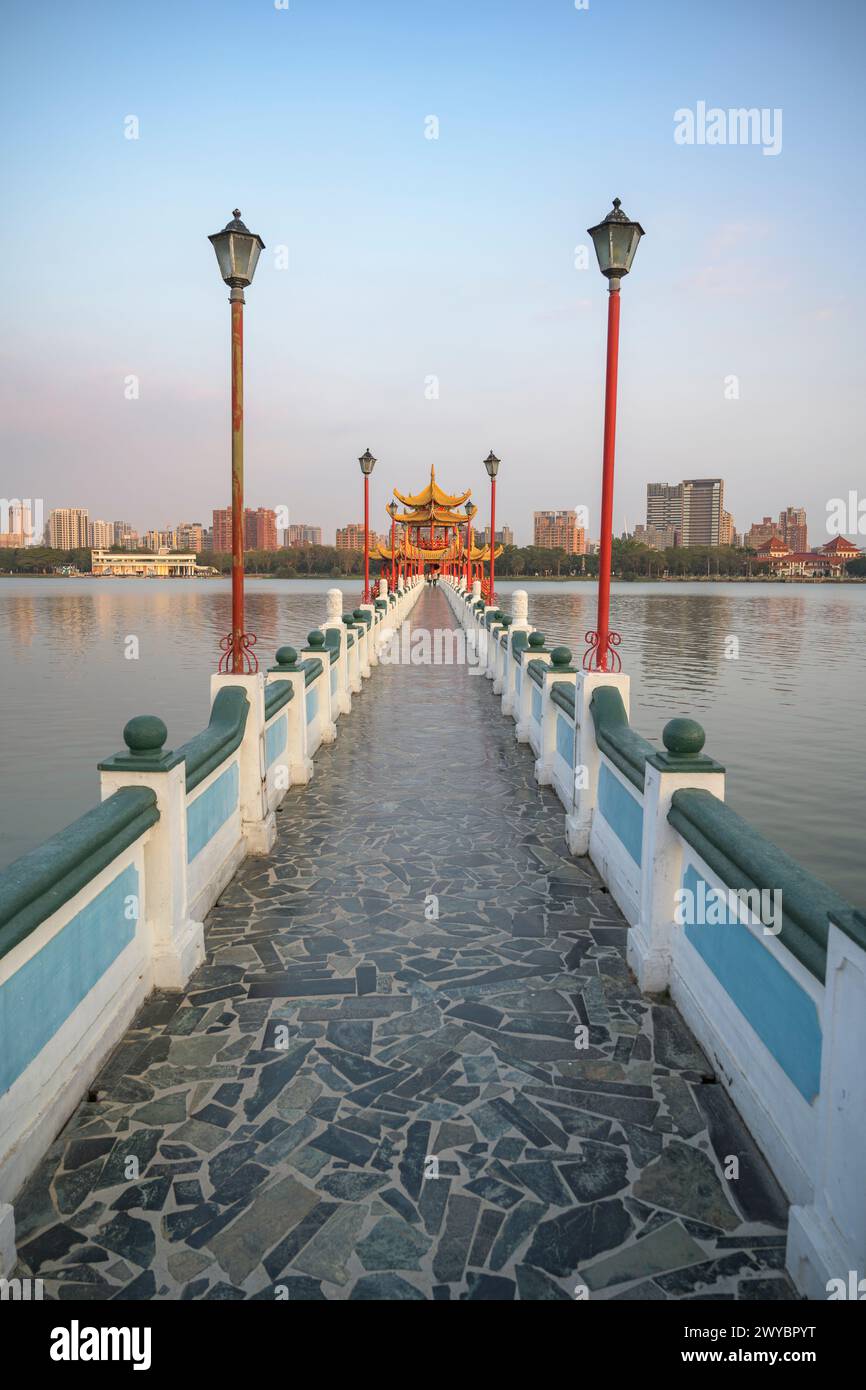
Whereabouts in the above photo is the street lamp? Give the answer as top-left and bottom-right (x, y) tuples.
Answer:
(359, 448), (376, 601)
(208, 209), (265, 673)
(584, 197), (644, 672)
(464, 500), (474, 588)
(483, 451), (500, 602)
(387, 500), (398, 591)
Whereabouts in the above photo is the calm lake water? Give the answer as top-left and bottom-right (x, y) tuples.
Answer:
(1, 577), (864, 906)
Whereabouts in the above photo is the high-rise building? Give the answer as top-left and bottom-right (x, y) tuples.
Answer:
(779, 506), (808, 552)
(212, 507), (278, 552)
(112, 521), (135, 547)
(533, 510), (586, 554)
(483, 525), (515, 547)
(285, 524), (323, 547)
(646, 480), (726, 547)
(746, 507), (808, 553)
(88, 519), (115, 548)
(212, 508), (232, 552)
(175, 522), (205, 552)
(144, 529), (174, 552)
(719, 509), (736, 547)
(245, 508), (278, 551)
(646, 483), (683, 544)
(0, 500), (35, 547)
(336, 524), (366, 551)
(681, 479), (724, 547)
(49, 508), (89, 549)
(746, 516), (779, 550)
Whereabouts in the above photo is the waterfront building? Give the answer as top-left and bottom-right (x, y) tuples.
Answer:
(91, 548), (198, 577)
(48, 507), (89, 549)
(755, 534), (859, 576)
(285, 524), (323, 547)
(533, 510), (586, 553)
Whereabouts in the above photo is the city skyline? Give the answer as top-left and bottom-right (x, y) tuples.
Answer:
(10, 489), (857, 557)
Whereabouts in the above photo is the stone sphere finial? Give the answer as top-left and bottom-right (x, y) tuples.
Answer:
(307, 630), (325, 649)
(275, 645), (298, 667)
(123, 715), (167, 755)
(528, 632), (546, 648)
(662, 717), (706, 757)
(551, 646), (572, 667)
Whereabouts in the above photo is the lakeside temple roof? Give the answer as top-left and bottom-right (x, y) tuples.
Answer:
(375, 465), (502, 563)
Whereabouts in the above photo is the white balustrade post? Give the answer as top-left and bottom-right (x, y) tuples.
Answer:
(323, 587), (351, 716)
(564, 671), (631, 854)
(267, 648), (314, 784)
(98, 717), (205, 990)
(628, 723), (726, 994)
(210, 672), (276, 854)
(787, 909), (866, 1299)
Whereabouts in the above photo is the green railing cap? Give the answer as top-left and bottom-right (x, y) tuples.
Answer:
(274, 645), (299, 668)
(550, 646), (572, 667)
(648, 717), (724, 773)
(307, 630), (325, 648)
(98, 714), (182, 772)
(528, 632), (545, 648)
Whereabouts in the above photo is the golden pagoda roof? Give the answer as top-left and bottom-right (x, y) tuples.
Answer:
(393, 465), (471, 511)
(392, 503), (476, 527)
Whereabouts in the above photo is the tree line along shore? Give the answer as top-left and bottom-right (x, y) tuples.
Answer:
(2, 542), (864, 580)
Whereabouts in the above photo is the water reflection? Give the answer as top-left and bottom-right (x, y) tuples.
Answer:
(1, 578), (864, 904)
(496, 580), (865, 905)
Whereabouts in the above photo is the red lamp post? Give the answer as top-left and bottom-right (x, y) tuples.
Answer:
(208, 210), (265, 673)
(483, 451), (500, 602)
(583, 198), (644, 672)
(464, 501), (473, 587)
(359, 449), (376, 601)
(388, 500), (398, 590)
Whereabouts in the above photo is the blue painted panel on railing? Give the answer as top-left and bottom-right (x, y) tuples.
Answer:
(330, 666), (337, 697)
(306, 687), (319, 725)
(556, 713), (575, 768)
(681, 864), (822, 1101)
(532, 688), (542, 725)
(0, 864), (138, 1095)
(187, 763), (239, 862)
(515, 665), (522, 695)
(598, 761), (643, 865)
(265, 714), (287, 767)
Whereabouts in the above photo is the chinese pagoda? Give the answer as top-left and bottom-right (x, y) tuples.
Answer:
(373, 465), (502, 590)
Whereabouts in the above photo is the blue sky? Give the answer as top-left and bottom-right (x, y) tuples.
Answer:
(3, 0), (865, 545)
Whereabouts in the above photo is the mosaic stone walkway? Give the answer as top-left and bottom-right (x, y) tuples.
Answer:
(13, 588), (796, 1301)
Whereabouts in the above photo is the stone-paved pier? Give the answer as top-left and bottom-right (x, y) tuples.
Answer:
(13, 588), (796, 1301)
